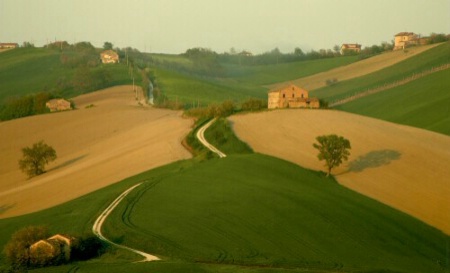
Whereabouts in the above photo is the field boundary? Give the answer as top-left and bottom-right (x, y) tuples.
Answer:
(330, 63), (450, 107)
(92, 182), (160, 262)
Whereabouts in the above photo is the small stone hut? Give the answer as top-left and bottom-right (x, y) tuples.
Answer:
(46, 99), (72, 112)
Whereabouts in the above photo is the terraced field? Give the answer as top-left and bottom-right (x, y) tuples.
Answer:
(268, 43), (442, 92)
(337, 68), (450, 136)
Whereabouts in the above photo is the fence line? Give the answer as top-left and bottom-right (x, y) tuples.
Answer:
(330, 63), (450, 107)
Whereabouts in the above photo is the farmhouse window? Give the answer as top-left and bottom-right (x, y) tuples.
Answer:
(283, 94), (285, 98)
(292, 94), (295, 98)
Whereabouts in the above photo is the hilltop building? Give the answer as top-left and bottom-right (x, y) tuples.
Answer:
(0, 43), (19, 49)
(394, 32), (418, 50)
(46, 99), (72, 112)
(100, 50), (119, 64)
(340, 44), (361, 55)
(268, 84), (319, 109)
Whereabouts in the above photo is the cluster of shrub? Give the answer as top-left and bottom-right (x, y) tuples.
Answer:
(1, 226), (104, 272)
(184, 98), (267, 119)
(0, 92), (74, 121)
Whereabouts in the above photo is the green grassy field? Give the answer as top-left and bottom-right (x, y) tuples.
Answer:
(312, 42), (450, 102)
(337, 69), (450, 136)
(101, 154), (448, 273)
(154, 68), (260, 106)
(151, 55), (359, 106)
(223, 56), (359, 86)
(204, 118), (253, 155)
(1, 154), (448, 272)
(0, 48), (131, 103)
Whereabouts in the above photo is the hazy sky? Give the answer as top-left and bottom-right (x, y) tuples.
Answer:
(1, 0), (449, 54)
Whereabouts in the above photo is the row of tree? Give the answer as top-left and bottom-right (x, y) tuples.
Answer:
(0, 92), (63, 121)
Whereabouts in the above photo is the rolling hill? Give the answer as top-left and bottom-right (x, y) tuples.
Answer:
(311, 42), (450, 103)
(0, 86), (191, 218)
(336, 68), (450, 136)
(229, 109), (450, 235)
(0, 155), (448, 273)
(0, 47), (131, 103)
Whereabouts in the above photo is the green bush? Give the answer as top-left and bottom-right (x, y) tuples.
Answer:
(240, 98), (267, 112)
(3, 226), (49, 268)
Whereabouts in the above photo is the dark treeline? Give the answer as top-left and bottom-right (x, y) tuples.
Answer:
(0, 92), (68, 121)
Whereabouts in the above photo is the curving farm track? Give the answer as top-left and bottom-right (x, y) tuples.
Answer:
(92, 182), (160, 262)
(196, 118), (227, 158)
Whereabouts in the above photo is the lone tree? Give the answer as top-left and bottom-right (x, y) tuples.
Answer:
(313, 134), (351, 177)
(19, 141), (57, 178)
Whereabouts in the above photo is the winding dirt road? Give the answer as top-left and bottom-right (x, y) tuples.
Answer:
(92, 182), (159, 262)
(196, 119), (226, 158)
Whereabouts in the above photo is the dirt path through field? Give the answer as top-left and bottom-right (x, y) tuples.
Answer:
(0, 86), (192, 218)
(268, 44), (440, 91)
(229, 110), (450, 234)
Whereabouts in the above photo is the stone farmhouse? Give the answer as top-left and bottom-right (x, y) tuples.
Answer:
(340, 44), (361, 55)
(394, 32), (418, 50)
(29, 234), (73, 262)
(0, 43), (19, 49)
(268, 84), (320, 109)
(46, 99), (72, 112)
(100, 50), (119, 64)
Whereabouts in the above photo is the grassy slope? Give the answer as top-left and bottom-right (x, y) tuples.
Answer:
(312, 42), (450, 102)
(204, 118), (253, 155)
(337, 69), (450, 136)
(153, 56), (359, 106)
(224, 56), (359, 85)
(0, 155), (448, 272)
(0, 48), (131, 103)
(103, 154), (448, 273)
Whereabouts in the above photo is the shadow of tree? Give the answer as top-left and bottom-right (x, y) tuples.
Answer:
(49, 154), (88, 172)
(0, 204), (15, 215)
(348, 150), (401, 172)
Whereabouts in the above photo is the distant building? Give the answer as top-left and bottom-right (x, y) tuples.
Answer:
(100, 50), (119, 64)
(268, 84), (320, 109)
(394, 32), (418, 50)
(46, 99), (72, 112)
(0, 43), (19, 49)
(340, 44), (361, 55)
(239, 50), (253, 57)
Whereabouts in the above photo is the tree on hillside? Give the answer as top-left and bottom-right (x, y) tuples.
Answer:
(3, 226), (49, 268)
(313, 134), (351, 177)
(103, 42), (113, 50)
(19, 141), (57, 178)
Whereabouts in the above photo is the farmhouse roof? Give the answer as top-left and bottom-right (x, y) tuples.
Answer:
(268, 83), (307, 94)
(101, 50), (118, 56)
(341, 43), (361, 49)
(0, 43), (19, 47)
(395, 32), (415, 37)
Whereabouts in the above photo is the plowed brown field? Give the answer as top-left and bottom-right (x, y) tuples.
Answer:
(229, 110), (450, 234)
(268, 44), (440, 91)
(0, 86), (192, 218)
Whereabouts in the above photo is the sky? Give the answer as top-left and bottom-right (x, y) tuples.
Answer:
(1, 0), (449, 54)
